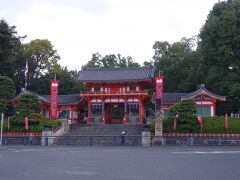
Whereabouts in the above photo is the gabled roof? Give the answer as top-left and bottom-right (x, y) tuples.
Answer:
(152, 86), (226, 104)
(78, 66), (155, 83)
(42, 94), (82, 104)
(13, 90), (82, 105)
(14, 90), (50, 103)
(181, 87), (226, 101)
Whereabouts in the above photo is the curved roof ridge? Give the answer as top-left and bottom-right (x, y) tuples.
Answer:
(83, 65), (153, 71)
(181, 87), (226, 101)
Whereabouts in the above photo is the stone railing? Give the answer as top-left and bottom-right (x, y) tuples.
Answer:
(41, 120), (69, 146)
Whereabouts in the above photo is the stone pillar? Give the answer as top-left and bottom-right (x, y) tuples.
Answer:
(155, 110), (163, 136)
(142, 131), (151, 146)
(153, 109), (164, 145)
(41, 129), (53, 146)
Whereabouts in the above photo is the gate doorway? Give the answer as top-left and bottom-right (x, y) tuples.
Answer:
(106, 103), (124, 124)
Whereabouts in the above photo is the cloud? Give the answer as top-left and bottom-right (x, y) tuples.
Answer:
(0, 0), (219, 70)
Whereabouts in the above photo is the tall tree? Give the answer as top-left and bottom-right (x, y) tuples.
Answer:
(0, 19), (23, 78)
(0, 76), (15, 114)
(199, 0), (240, 113)
(152, 37), (201, 93)
(20, 39), (61, 92)
(84, 53), (140, 68)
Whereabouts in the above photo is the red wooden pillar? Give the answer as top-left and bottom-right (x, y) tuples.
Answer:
(123, 101), (127, 124)
(88, 101), (91, 124)
(70, 110), (73, 124)
(102, 100), (106, 124)
(139, 101), (144, 124)
(213, 104), (216, 117)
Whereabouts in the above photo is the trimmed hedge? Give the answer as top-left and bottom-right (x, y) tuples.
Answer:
(202, 116), (240, 134)
(2, 118), (61, 132)
(149, 116), (240, 134)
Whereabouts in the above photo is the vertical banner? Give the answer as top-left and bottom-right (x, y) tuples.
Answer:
(155, 76), (164, 99)
(197, 116), (203, 129)
(24, 116), (28, 130)
(173, 117), (177, 131)
(155, 76), (164, 110)
(50, 81), (59, 119)
(225, 113), (228, 129)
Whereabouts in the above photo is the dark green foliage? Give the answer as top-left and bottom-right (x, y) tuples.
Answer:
(161, 116), (240, 134)
(199, 0), (240, 114)
(149, 121), (155, 133)
(169, 100), (196, 117)
(0, 76), (15, 113)
(84, 53), (140, 68)
(0, 19), (23, 79)
(202, 116), (240, 134)
(169, 100), (200, 132)
(152, 37), (201, 93)
(3, 118), (61, 132)
(15, 93), (41, 118)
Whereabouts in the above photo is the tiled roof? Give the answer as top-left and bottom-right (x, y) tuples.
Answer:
(42, 94), (82, 104)
(15, 90), (50, 102)
(152, 93), (188, 104)
(162, 93), (189, 103)
(14, 91), (82, 104)
(181, 87), (226, 101)
(78, 66), (155, 82)
(152, 87), (226, 104)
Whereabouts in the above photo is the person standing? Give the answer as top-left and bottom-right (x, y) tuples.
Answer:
(120, 131), (126, 145)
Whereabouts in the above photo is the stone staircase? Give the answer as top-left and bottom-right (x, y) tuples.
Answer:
(53, 124), (144, 146)
(68, 124), (143, 136)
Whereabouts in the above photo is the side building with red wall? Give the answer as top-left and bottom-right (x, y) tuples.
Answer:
(160, 85), (226, 117)
(11, 91), (84, 124)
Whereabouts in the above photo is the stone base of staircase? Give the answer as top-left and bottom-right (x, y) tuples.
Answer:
(53, 124), (145, 146)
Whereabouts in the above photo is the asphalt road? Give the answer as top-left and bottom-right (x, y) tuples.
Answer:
(1, 145), (240, 180)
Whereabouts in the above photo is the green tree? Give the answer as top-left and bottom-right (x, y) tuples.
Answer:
(0, 19), (23, 79)
(21, 39), (61, 92)
(169, 100), (200, 132)
(15, 93), (41, 118)
(152, 37), (201, 93)
(0, 76), (15, 114)
(199, 0), (240, 113)
(30, 66), (85, 95)
(84, 53), (140, 68)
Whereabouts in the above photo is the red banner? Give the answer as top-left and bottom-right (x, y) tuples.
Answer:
(24, 116), (28, 130)
(174, 117), (177, 131)
(50, 81), (59, 119)
(197, 116), (203, 129)
(155, 77), (164, 100)
(225, 113), (228, 129)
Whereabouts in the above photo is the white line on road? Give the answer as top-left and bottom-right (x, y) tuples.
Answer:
(172, 151), (240, 154)
(13, 149), (43, 152)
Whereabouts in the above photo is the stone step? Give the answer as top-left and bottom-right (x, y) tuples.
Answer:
(53, 124), (145, 145)
(68, 124), (143, 136)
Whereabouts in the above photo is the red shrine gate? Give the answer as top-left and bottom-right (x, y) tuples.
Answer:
(81, 88), (149, 124)
(79, 67), (155, 125)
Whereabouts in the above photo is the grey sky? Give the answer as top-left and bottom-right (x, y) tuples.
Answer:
(0, 0), (220, 70)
